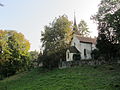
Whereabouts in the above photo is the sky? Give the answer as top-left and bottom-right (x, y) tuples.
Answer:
(0, 0), (101, 51)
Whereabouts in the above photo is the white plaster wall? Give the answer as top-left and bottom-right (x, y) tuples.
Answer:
(66, 50), (74, 61)
(69, 53), (74, 61)
(68, 34), (96, 60)
(71, 35), (81, 52)
(80, 42), (92, 59)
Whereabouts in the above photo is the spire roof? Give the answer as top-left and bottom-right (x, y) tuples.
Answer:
(74, 12), (77, 26)
(73, 12), (78, 31)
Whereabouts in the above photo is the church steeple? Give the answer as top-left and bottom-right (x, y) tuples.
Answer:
(73, 12), (78, 31)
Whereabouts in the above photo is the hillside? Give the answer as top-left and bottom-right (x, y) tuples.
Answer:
(0, 64), (120, 90)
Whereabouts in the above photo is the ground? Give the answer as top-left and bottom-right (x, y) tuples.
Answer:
(0, 64), (120, 90)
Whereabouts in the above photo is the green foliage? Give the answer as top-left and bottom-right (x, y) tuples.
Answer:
(29, 50), (39, 68)
(78, 20), (90, 36)
(0, 64), (120, 90)
(0, 30), (30, 79)
(29, 50), (39, 62)
(92, 0), (120, 60)
(92, 0), (120, 22)
(96, 9), (120, 60)
(40, 15), (73, 69)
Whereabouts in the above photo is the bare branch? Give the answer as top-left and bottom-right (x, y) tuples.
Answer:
(0, 3), (4, 7)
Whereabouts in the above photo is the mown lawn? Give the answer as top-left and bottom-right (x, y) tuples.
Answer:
(0, 64), (120, 90)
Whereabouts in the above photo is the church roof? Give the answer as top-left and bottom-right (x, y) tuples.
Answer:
(69, 46), (79, 53)
(76, 35), (96, 44)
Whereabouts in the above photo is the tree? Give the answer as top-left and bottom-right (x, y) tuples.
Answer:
(29, 50), (39, 68)
(0, 30), (30, 79)
(30, 50), (39, 61)
(0, 30), (11, 78)
(78, 20), (90, 36)
(92, 0), (120, 61)
(92, 0), (120, 22)
(41, 15), (73, 69)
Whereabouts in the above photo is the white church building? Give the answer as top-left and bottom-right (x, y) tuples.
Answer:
(66, 34), (96, 61)
(66, 14), (96, 61)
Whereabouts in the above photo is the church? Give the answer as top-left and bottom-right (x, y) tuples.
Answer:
(66, 14), (96, 61)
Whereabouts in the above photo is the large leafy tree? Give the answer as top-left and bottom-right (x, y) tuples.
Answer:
(41, 15), (73, 68)
(0, 30), (10, 65)
(0, 30), (30, 78)
(92, 0), (120, 60)
(78, 20), (90, 36)
(92, 0), (120, 22)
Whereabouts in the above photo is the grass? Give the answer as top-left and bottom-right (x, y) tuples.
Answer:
(0, 64), (120, 90)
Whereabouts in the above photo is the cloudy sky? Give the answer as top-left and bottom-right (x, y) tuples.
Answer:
(0, 0), (101, 51)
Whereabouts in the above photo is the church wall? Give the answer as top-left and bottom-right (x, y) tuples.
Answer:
(71, 35), (81, 52)
(80, 42), (92, 59)
(67, 35), (96, 61)
(66, 50), (74, 61)
(92, 44), (96, 50)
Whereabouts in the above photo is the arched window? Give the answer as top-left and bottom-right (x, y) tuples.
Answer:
(67, 53), (69, 59)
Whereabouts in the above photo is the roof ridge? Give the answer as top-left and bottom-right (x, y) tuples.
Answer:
(75, 35), (96, 44)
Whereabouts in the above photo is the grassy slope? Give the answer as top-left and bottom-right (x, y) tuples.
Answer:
(0, 64), (120, 90)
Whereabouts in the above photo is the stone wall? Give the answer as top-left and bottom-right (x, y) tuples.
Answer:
(59, 60), (105, 69)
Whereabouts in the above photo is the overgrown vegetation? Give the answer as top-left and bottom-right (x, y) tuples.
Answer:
(0, 64), (120, 90)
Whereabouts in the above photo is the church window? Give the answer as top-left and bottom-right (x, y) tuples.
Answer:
(84, 49), (87, 57)
(68, 53), (69, 59)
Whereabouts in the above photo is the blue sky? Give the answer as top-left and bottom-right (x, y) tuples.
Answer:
(0, 0), (101, 51)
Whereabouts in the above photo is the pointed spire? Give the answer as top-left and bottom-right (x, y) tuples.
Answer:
(74, 12), (77, 27)
(73, 11), (78, 31)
